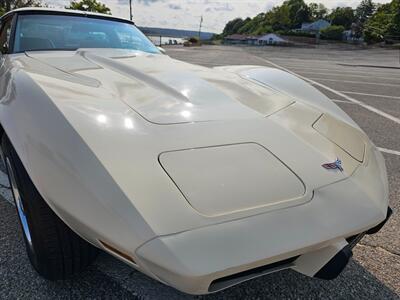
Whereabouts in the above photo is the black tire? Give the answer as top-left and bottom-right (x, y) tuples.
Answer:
(2, 134), (98, 280)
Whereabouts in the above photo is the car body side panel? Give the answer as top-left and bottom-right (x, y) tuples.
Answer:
(0, 55), (156, 257)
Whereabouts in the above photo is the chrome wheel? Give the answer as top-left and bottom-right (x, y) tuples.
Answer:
(6, 157), (33, 250)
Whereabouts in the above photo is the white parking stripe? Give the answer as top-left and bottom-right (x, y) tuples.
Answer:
(307, 78), (399, 88)
(340, 91), (400, 100)
(378, 148), (400, 156)
(332, 99), (356, 104)
(281, 65), (399, 77)
(265, 57), (400, 71)
(252, 56), (400, 125)
(295, 71), (400, 82)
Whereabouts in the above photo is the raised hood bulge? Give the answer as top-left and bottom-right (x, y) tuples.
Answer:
(25, 50), (294, 124)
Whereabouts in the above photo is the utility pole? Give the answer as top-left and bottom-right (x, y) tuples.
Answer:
(198, 16), (203, 40)
(129, 0), (133, 21)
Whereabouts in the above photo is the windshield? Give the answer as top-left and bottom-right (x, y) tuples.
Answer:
(13, 14), (160, 54)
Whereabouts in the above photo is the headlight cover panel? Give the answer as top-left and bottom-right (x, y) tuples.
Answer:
(313, 114), (366, 163)
(159, 143), (306, 217)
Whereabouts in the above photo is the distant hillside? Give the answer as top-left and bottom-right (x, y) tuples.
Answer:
(139, 27), (215, 40)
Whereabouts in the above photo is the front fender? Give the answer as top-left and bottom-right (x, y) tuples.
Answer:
(0, 61), (156, 260)
(216, 65), (359, 129)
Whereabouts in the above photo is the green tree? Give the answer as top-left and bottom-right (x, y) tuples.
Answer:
(308, 3), (329, 21)
(321, 25), (345, 40)
(238, 14), (261, 34)
(222, 18), (246, 36)
(284, 0), (311, 28)
(0, 0), (44, 16)
(265, 4), (291, 31)
(329, 7), (356, 30)
(364, 0), (400, 43)
(237, 17), (252, 34)
(356, 0), (376, 24)
(354, 0), (376, 36)
(393, 0), (400, 36)
(66, 0), (111, 14)
(236, 13), (273, 35)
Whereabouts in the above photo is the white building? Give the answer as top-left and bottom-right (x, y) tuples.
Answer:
(257, 34), (289, 45)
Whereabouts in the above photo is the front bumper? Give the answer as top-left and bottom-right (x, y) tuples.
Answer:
(135, 147), (390, 295)
(314, 207), (392, 280)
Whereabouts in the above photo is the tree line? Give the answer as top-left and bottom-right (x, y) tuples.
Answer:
(217, 0), (400, 43)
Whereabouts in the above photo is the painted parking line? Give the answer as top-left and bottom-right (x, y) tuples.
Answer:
(307, 78), (399, 88)
(332, 99), (356, 104)
(378, 147), (400, 156)
(340, 91), (400, 100)
(279, 65), (399, 77)
(252, 56), (400, 126)
(294, 71), (400, 82)
(264, 56), (400, 71)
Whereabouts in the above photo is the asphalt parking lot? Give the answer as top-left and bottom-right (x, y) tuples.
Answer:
(0, 45), (399, 299)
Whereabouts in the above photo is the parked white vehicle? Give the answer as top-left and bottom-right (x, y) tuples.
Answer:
(0, 8), (391, 295)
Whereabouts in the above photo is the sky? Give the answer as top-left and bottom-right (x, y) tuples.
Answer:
(49, 0), (392, 33)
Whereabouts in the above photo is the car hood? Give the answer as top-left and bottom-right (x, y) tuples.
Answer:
(7, 48), (376, 234)
(23, 49), (294, 124)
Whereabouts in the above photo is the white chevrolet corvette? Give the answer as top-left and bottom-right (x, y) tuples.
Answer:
(0, 8), (392, 295)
